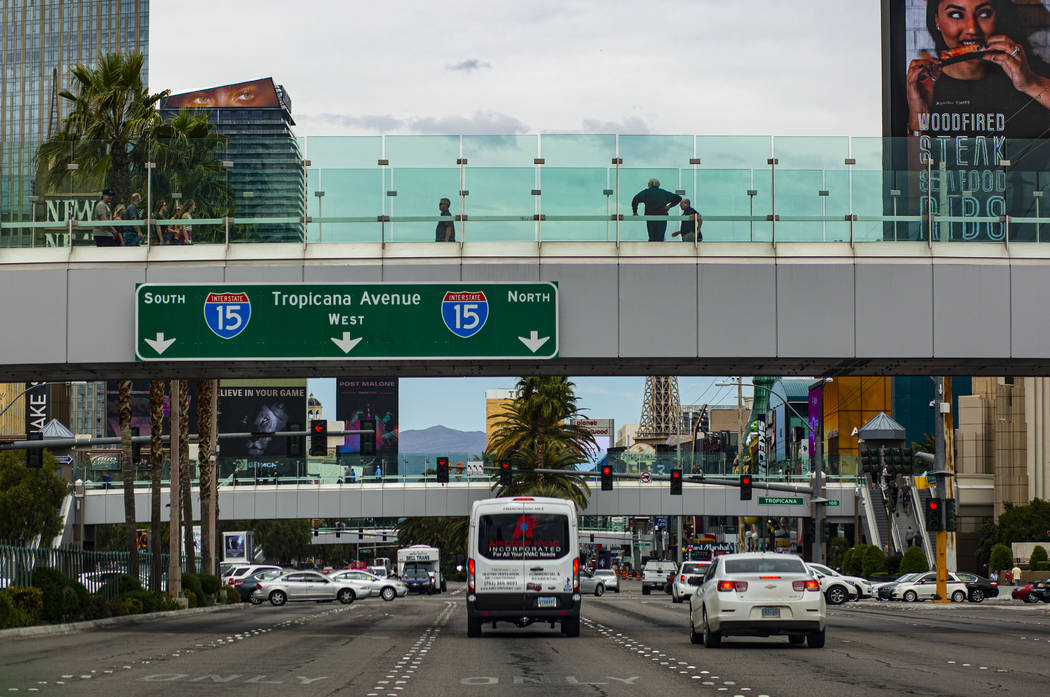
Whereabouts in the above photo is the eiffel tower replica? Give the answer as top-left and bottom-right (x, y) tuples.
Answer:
(634, 376), (681, 446)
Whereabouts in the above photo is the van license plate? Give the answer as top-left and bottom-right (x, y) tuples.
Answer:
(537, 597), (557, 608)
(761, 607), (780, 618)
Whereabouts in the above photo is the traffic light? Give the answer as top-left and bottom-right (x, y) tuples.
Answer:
(436, 456), (450, 483)
(309, 420), (327, 457)
(360, 418), (376, 456)
(499, 460), (512, 486)
(740, 473), (752, 501)
(600, 464), (613, 491)
(132, 440), (143, 467)
(670, 469), (682, 495)
(313, 519), (320, 537)
(944, 499), (957, 532)
(926, 498), (944, 532)
(590, 533), (595, 543)
(25, 432), (42, 468)
(287, 422), (303, 457)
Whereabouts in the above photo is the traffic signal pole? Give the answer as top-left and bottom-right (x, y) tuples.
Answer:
(933, 377), (949, 604)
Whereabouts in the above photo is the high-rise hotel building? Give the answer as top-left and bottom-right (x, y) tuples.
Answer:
(0, 1), (149, 244)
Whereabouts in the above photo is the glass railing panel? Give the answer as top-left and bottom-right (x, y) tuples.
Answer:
(695, 168), (772, 242)
(695, 136), (772, 170)
(310, 167), (383, 243)
(618, 135), (693, 169)
(1006, 139), (1050, 242)
(618, 167), (683, 241)
(773, 136), (850, 171)
(462, 167), (536, 241)
(539, 167), (614, 241)
(774, 169), (851, 242)
(926, 154), (1006, 243)
(462, 134), (538, 166)
(539, 134), (616, 167)
(384, 135), (460, 168)
(851, 168), (896, 241)
(386, 167), (462, 242)
(304, 135), (382, 168)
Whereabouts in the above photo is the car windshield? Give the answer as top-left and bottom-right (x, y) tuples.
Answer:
(595, 569), (615, 576)
(402, 565), (431, 579)
(724, 557), (807, 574)
(680, 563), (703, 574)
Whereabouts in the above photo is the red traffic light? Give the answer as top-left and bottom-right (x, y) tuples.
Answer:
(741, 475), (752, 485)
(671, 470), (681, 479)
(312, 423), (325, 433)
(928, 500), (939, 510)
(500, 462), (511, 470)
(601, 465), (612, 475)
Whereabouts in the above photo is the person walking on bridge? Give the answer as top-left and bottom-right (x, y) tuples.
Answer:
(631, 178), (681, 241)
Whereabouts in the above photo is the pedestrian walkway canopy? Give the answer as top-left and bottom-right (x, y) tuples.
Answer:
(858, 412), (906, 441)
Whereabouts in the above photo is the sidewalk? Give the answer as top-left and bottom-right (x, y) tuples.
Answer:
(0, 602), (247, 640)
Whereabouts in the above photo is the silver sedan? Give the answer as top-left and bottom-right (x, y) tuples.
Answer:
(328, 569), (409, 601)
(254, 570), (363, 606)
(580, 568), (615, 596)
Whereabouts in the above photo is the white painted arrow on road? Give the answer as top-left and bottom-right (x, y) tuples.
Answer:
(518, 330), (550, 353)
(145, 332), (176, 355)
(331, 332), (363, 353)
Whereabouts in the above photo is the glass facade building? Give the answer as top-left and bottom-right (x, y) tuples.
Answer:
(1, 0), (149, 240)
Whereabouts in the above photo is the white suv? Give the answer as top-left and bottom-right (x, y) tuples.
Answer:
(672, 561), (710, 603)
(642, 560), (678, 595)
(806, 563), (873, 601)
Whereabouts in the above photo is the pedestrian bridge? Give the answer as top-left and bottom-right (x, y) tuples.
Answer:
(76, 479), (862, 525)
(3, 134), (1050, 379)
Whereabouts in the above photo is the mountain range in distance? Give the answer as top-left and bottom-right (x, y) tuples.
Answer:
(397, 424), (486, 455)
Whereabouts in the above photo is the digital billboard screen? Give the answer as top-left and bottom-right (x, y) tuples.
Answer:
(217, 383), (306, 477)
(163, 77), (281, 109)
(884, 0), (1050, 241)
(106, 380), (198, 438)
(336, 379), (398, 475)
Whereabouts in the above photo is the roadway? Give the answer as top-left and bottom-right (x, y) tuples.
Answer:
(2, 581), (1046, 697)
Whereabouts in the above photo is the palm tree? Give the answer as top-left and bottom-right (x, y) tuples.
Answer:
(36, 52), (168, 203)
(196, 379), (215, 574)
(485, 377), (597, 508)
(118, 380), (138, 576)
(145, 111), (231, 222)
(149, 380), (164, 591)
(178, 379), (195, 571)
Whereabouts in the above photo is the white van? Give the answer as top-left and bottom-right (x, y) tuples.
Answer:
(467, 496), (580, 637)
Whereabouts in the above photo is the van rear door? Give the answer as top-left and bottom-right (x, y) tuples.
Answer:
(476, 503), (528, 608)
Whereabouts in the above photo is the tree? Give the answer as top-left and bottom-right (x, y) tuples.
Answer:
(0, 451), (67, 544)
(36, 52), (168, 203)
(989, 543), (1014, 573)
(149, 380), (165, 591)
(899, 545), (929, 574)
(861, 545), (887, 577)
(395, 517), (469, 568)
(1031, 545), (1048, 568)
(118, 380), (138, 576)
(485, 377), (598, 508)
(196, 379), (216, 574)
(178, 380), (195, 571)
(254, 520), (311, 565)
(976, 499), (1050, 568)
(145, 111), (232, 224)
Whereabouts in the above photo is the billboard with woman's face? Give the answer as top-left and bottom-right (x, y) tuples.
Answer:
(162, 77), (281, 109)
(885, 0), (1050, 240)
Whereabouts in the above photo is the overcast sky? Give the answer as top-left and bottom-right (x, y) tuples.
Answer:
(150, 0), (883, 138)
(149, 1), (881, 432)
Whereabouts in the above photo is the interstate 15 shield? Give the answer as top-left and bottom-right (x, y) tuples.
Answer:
(204, 292), (251, 340)
(441, 290), (488, 338)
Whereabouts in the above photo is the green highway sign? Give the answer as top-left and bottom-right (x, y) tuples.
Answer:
(135, 282), (558, 361)
(826, 499), (840, 507)
(757, 496), (805, 505)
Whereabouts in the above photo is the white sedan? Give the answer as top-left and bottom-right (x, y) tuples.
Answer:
(891, 571), (969, 602)
(328, 569), (408, 601)
(806, 562), (873, 600)
(689, 552), (826, 648)
(672, 561), (710, 603)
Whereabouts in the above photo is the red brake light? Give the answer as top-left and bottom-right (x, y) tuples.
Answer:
(512, 497), (533, 501)
(759, 576), (781, 580)
(680, 575), (685, 583)
(468, 558), (475, 575)
(717, 580), (748, 592)
(805, 579), (820, 591)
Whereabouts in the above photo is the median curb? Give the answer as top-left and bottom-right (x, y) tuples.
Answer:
(0, 602), (247, 640)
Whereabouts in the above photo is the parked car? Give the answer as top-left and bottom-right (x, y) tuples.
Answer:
(328, 569), (408, 601)
(891, 571), (969, 602)
(806, 563), (873, 600)
(874, 572), (924, 600)
(688, 552), (826, 648)
(223, 564), (282, 587)
(1030, 579), (1050, 603)
(954, 572), (999, 603)
(368, 565), (390, 579)
(236, 568), (285, 603)
(672, 562), (709, 603)
(580, 568), (612, 596)
(805, 564), (859, 606)
(1013, 583), (1038, 603)
(641, 560), (677, 595)
(593, 568), (620, 593)
(253, 570), (362, 606)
